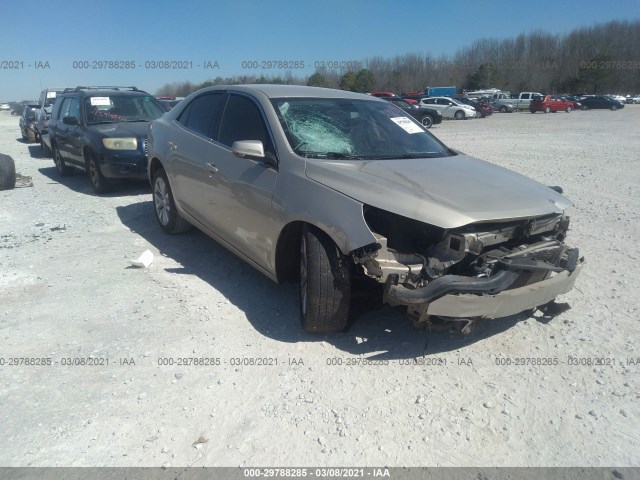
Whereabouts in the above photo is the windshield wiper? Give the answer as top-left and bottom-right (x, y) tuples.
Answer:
(300, 151), (364, 159)
(372, 153), (439, 159)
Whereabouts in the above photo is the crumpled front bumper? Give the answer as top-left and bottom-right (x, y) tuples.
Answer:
(384, 252), (584, 320)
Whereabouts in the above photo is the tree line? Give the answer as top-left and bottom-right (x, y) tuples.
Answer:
(157, 19), (640, 97)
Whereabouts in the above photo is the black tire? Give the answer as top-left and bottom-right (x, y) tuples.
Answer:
(41, 136), (52, 157)
(152, 167), (192, 234)
(300, 225), (350, 333)
(86, 150), (110, 194)
(611, 105), (618, 111)
(0, 153), (16, 191)
(454, 110), (465, 120)
(581, 105), (589, 110)
(420, 115), (433, 128)
(53, 145), (74, 177)
(566, 106), (572, 113)
(499, 106), (507, 113)
(544, 106), (551, 113)
(530, 109), (536, 113)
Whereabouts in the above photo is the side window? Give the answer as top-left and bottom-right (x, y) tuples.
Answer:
(522, 93), (530, 100)
(178, 93), (225, 137)
(68, 98), (80, 120)
(59, 98), (73, 119)
(218, 94), (275, 156)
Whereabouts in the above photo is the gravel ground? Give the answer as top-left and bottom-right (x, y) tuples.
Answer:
(0, 107), (639, 467)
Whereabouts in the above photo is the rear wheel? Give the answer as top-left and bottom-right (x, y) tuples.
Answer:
(611, 105), (618, 111)
(86, 150), (110, 194)
(454, 110), (465, 120)
(300, 225), (350, 333)
(420, 115), (433, 128)
(530, 109), (536, 113)
(500, 106), (508, 113)
(152, 167), (192, 234)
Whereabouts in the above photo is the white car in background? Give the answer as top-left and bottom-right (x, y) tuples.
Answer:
(419, 96), (477, 119)
(0, 103), (11, 111)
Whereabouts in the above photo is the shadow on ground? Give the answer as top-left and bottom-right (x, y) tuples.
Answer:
(38, 166), (150, 197)
(116, 201), (532, 358)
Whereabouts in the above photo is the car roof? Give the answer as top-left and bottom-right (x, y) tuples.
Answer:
(195, 84), (378, 101)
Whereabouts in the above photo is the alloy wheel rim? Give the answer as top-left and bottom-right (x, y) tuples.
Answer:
(154, 177), (170, 226)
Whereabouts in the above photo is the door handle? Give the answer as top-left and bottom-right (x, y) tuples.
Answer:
(168, 141), (177, 150)
(207, 162), (219, 173)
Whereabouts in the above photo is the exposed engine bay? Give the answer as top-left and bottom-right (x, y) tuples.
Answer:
(352, 205), (583, 325)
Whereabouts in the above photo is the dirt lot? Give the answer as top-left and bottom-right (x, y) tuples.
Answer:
(1, 107), (639, 468)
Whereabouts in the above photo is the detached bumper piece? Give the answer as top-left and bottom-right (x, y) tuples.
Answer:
(385, 247), (583, 320)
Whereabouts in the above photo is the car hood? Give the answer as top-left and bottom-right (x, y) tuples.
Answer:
(305, 154), (572, 229)
(88, 122), (150, 138)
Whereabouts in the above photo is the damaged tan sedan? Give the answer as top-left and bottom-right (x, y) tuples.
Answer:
(147, 85), (583, 333)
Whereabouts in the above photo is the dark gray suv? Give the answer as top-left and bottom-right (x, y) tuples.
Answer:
(48, 86), (166, 193)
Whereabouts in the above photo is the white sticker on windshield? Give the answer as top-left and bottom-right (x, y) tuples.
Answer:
(390, 116), (423, 134)
(46, 91), (57, 98)
(90, 97), (111, 106)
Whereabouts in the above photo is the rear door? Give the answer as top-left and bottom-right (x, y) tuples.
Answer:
(167, 92), (226, 223)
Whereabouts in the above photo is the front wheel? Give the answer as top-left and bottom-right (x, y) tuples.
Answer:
(454, 110), (465, 120)
(566, 106), (572, 113)
(152, 167), (192, 234)
(499, 106), (508, 113)
(611, 105), (618, 111)
(86, 151), (111, 194)
(544, 106), (551, 113)
(300, 225), (350, 333)
(420, 115), (433, 128)
(41, 136), (51, 157)
(53, 145), (74, 177)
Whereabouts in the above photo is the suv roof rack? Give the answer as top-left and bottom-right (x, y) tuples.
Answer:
(63, 86), (143, 93)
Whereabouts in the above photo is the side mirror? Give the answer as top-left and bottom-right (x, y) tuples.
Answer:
(63, 116), (79, 125)
(232, 140), (265, 158)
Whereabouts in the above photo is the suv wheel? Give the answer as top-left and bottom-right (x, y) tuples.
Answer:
(53, 145), (73, 176)
(86, 150), (111, 194)
(499, 106), (507, 113)
(0, 153), (16, 191)
(152, 167), (192, 233)
(300, 225), (351, 333)
(420, 115), (433, 128)
(454, 110), (465, 120)
(41, 136), (51, 157)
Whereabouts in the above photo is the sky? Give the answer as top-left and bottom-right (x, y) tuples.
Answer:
(1, 0), (639, 100)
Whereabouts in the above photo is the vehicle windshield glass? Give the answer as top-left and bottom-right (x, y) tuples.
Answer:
(270, 97), (451, 159)
(84, 95), (165, 125)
